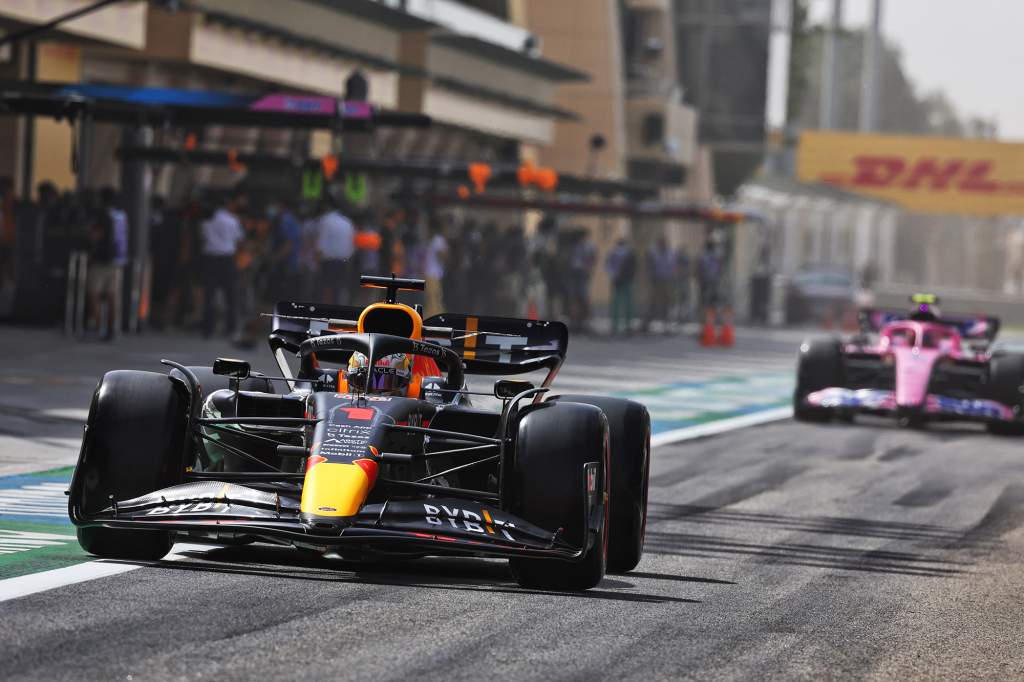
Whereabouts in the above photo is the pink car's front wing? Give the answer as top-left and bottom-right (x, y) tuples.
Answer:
(806, 387), (1015, 421)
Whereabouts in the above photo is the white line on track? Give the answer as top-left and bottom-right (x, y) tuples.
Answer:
(0, 542), (217, 603)
(40, 408), (90, 422)
(651, 406), (794, 448)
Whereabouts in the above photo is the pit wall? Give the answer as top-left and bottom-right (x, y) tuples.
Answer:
(735, 181), (1024, 324)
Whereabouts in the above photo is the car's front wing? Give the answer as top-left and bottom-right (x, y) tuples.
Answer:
(806, 387), (1015, 421)
(70, 480), (600, 562)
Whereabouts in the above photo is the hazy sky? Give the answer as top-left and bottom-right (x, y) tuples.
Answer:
(807, 0), (1024, 140)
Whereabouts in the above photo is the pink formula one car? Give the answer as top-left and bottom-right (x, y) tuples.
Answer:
(794, 295), (1024, 433)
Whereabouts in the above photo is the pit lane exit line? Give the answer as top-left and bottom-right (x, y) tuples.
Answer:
(0, 542), (217, 603)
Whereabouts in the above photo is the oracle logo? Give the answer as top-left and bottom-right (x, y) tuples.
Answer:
(821, 156), (1024, 195)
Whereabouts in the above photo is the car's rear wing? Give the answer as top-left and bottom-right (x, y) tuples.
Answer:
(859, 308), (1000, 343)
(270, 301), (366, 352)
(423, 313), (568, 377)
(269, 302), (568, 378)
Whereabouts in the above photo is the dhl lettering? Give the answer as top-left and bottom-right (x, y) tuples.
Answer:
(900, 158), (963, 190)
(849, 155), (904, 187)
(797, 131), (1024, 215)
(831, 156), (1023, 195)
(959, 160), (1000, 193)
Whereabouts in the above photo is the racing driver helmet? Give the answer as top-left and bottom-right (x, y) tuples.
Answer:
(909, 293), (941, 322)
(346, 352), (412, 396)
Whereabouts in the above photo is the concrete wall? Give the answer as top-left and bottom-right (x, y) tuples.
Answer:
(524, 0), (627, 178)
(522, 0), (630, 306)
(32, 43), (82, 194)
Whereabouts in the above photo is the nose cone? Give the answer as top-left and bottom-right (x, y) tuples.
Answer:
(300, 459), (379, 530)
(893, 349), (937, 407)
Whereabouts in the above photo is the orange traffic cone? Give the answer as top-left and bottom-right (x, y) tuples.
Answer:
(700, 308), (716, 347)
(717, 307), (735, 347)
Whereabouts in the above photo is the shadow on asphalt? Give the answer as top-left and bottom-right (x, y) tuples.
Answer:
(103, 546), (703, 604)
(645, 503), (973, 578)
(626, 570), (736, 585)
(648, 504), (967, 541)
(0, 404), (84, 441)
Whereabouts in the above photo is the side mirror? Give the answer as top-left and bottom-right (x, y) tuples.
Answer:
(213, 358), (251, 379)
(494, 379), (535, 400)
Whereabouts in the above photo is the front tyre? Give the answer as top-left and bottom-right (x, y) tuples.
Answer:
(794, 338), (844, 422)
(507, 402), (610, 591)
(549, 395), (650, 573)
(74, 370), (187, 560)
(986, 354), (1024, 435)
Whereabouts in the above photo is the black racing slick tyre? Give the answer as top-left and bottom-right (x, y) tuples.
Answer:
(507, 402), (610, 592)
(794, 338), (844, 422)
(986, 354), (1024, 435)
(550, 395), (650, 573)
(75, 370), (187, 560)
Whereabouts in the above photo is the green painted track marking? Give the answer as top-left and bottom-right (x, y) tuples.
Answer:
(0, 466), (87, 580)
(613, 371), (794, 434)
(0, 520), (84, 580)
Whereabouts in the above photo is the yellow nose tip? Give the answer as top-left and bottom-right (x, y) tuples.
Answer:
(300, 462), (372, 517)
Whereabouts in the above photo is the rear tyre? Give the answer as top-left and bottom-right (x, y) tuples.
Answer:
(986, 354), (1024, 435)
(549, 395), (650, 573)
(794, 338), (844, 422)
(75, 370), (187, 560)
(507, 402), (609, 591)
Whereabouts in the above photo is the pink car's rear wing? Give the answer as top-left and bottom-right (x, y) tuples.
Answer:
(859, 309), (1000, 343)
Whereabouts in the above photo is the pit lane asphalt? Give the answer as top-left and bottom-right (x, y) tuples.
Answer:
(2, 329), (1023, 680)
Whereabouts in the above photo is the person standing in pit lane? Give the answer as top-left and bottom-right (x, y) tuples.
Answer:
(148, 196), (180, 331)
(422, 219), (448, 317)
(674, 246), (693, 324)
(644, 235), (676, 334)
(697, 239), (722, 318)
(568, 229), (598, 334)
(0, 177), (15, 313)
(315, 199), (356, 305)
(99, 188), (128, 338)
(268, 196), (303, 302)
(199, 194), (245, 338)
(606, 236), (637, 336)
(85, 205), (116, 339)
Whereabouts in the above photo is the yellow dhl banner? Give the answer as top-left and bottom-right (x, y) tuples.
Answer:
(797, 130), (1024, 215)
